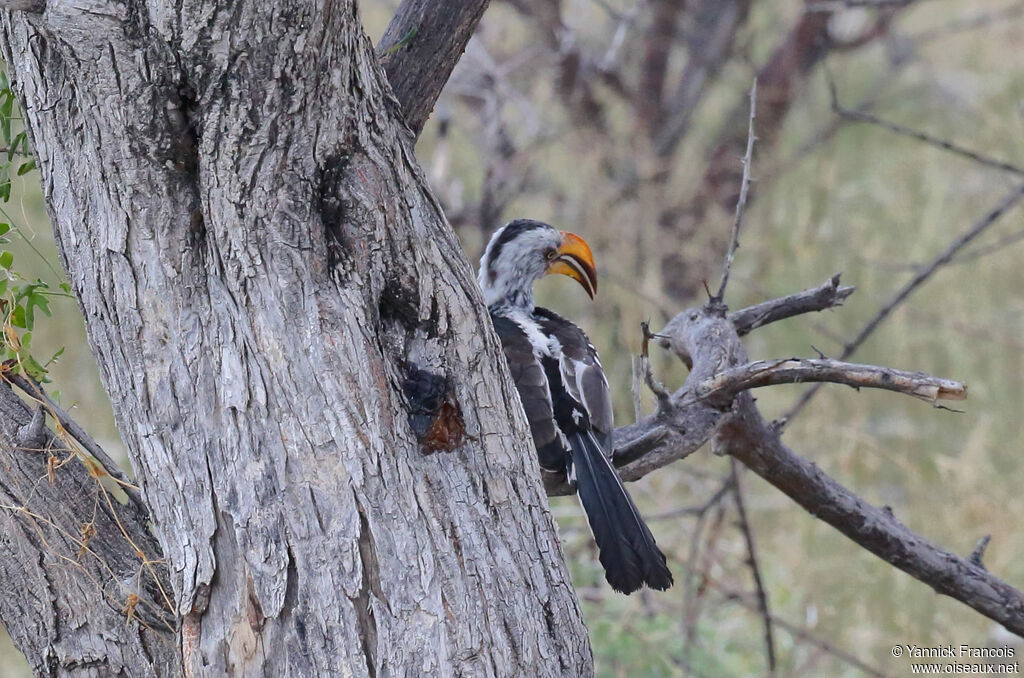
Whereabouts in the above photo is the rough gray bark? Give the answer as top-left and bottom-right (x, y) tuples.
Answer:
(0, 379), (178, 677)
(0, 1), (591, 676)
(378, 0), (491, 136)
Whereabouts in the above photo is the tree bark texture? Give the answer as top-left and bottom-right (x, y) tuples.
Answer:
(0, 381), (178, 677)
(377, 0), (491, 137)
(0, 1), (591, 676)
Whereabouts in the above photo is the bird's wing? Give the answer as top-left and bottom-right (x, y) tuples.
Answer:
(533, 308), (615, 451)
(490, 313), (568, 473)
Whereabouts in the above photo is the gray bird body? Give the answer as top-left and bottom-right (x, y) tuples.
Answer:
(480, 220), (673, 594)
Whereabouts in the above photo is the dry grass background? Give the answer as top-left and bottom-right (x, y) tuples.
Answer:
(2, 0), (1023, 675)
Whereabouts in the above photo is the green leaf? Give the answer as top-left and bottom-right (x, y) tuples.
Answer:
(59, 282), (71, 294)
(0, 279), (7, 295)
(0, 250), (12, 269)
(29, 291), (51, 317)
(16, 159), (35, 175)
(46, 346), (65, 366)
(20, 331), (30, 349)
(8, 132), (23, 160)
(0, 223), (10, 236)
(21, 353), (48, 382)
(0, 94), (12, 145)
(0, 180), (10, 202)
(10, 303), (25, 328)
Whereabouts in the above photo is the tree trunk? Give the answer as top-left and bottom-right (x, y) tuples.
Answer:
(0, 1), (592, 675)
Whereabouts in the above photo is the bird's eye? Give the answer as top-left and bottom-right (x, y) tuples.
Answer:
(544, 248), (558, 261)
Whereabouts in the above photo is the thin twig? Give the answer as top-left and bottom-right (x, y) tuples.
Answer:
(910, 2), (1024, 46)
(681, 491), (729, 670)
(640, 321), (672, 410)
(699, 357), (966, 405)
(785, 182), (1024, 420)
(714, 79), (757, 304)
(647, 477), (733, 522)
(715, 585), (890, 678)
(730, 459), (776, 677)
(729, 275), (855, 336)
(6, 372), (146, 511)
(828, 76), (1024, 178)
(969, 535), (991, 570)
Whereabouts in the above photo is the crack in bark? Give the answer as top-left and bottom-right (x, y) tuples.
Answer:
(353, 506), (380, 678)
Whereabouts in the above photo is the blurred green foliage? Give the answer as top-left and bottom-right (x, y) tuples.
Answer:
(0, 70), (71, 386)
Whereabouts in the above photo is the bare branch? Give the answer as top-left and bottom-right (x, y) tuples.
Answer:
(640, 320), (672, 408)
(698, 357), (967, 404)
(597, 300), (1024, 633)
(729, 274), (855, 336)
(714, 585), (889, 678)
(636, 0), (685, 132)
(714, 79), (757, 303)
(7, 371), (146, 512)
(719, 391), (1024, 636)
(730, 460), (776, 677)
(786, 182), (1024, 419)
(377, 0), (492, 137)
(829, 80), (1024, 178)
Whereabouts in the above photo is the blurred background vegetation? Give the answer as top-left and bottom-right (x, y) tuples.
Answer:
(2, 0), (1023, 675)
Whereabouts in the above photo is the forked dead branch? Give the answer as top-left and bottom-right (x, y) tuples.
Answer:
(588, 81), (1024, 639)
(603, 269), (1024, 634)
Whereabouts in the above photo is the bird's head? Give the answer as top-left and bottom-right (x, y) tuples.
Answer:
(478, 219), (597, 310)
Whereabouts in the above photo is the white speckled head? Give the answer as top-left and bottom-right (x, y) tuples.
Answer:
(478, 220), (564, 310)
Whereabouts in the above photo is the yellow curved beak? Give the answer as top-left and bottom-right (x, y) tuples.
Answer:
(545, 231), (597, 299)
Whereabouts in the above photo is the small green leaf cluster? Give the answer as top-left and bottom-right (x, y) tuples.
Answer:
(0, 72), (67, 383)
(0, 71), (35, 201)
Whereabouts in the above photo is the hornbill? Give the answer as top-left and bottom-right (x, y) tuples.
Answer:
(479, 219), (673, 594)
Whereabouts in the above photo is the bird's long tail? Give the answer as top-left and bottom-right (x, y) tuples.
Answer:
(569, 431), (674, 594)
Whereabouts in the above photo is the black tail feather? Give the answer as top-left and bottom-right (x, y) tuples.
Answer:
(569, 432), (674, 594)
